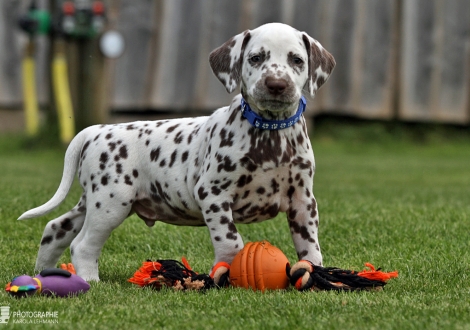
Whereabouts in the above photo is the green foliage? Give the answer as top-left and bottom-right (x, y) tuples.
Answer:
(1, 121), (469, 329)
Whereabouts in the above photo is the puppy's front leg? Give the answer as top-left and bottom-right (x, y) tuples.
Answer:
(199, 196), (244, 266)
(287, 194), (322, 266)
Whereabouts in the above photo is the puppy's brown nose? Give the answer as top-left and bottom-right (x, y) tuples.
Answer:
(265, 77), (287, 95)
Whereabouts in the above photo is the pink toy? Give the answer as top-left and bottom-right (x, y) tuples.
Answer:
(5, 264), (89, 297)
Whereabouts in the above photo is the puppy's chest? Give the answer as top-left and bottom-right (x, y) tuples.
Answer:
(204, 128), (314, 222)
(238, 154), (313, 214)
(206, 124), (313, 179)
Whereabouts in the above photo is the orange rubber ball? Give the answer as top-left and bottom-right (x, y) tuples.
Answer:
(230, 241), (289, 291)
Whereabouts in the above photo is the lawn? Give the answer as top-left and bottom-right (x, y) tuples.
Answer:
(0, 120), (469, 329)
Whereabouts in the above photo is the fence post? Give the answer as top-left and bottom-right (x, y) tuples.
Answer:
(391, 0), (403, 121)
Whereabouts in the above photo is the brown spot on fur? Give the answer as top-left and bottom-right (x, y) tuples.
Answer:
(174, 131), (184, 144)
(41, 235), (53, 245)
(198, 187), (208, 200)
(169, 150), (177, 167)
(222, 202), (230, 212)
(244, 129), (283, 166)
(166, 124), (180, 133)
(119, 145), (128, 159)
(80, 140), (91, 159)
(61, 218), (73, 231)
(181, 151), (189, 163)
(217, 155), (237, 173)
(99, 152), (109, 170)
(108, 142), (116, 152)
(150, 147), (160, 162)
(211, 186), (222, 195)
(220, 180), (232, 190)
(219, 128), (235, 148)
(298, 250), (308, 259)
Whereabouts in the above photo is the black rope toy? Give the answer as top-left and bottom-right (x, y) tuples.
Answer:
(129, 243), (398, 292)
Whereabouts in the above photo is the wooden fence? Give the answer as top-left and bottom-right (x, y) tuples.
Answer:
(0, 0), (469, 124)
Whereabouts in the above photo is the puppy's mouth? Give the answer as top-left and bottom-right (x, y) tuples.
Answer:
(256, 99), (293, 112)
(241, 84), (297, 113)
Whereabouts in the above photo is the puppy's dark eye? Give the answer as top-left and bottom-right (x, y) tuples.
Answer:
(250, 55), (262, 63)
(293, 57), (303, 65)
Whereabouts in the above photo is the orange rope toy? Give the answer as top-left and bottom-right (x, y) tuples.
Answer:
(128, 241), (398, 292)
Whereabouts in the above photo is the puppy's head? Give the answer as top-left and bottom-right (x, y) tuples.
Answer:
(209, 23), (335, 113)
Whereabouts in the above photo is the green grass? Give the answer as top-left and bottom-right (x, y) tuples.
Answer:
(1, 120), (470, 329)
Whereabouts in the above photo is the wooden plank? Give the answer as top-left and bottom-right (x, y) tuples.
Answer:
(313, 0), (396, 119)
(170, 0), (204, 109)
(400, 0), (470, 124)
(434, 0), (470, 123)
(357, 0), (395, 118)
(148, 1), (180, 110)
(0, 0), (24, 107)
(399, 0), (436, 121)
(110, 0), (155, 109)
(198, 0), (244, 110)
(150, 0), (205, 110)
(150, 0), (243, 111)
(251, 0), (285, 27)
(292, 0), (324, 37)
(320, 0), (357, 111)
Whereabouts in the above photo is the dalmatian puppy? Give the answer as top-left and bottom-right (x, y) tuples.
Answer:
(19, 22), (335, 282)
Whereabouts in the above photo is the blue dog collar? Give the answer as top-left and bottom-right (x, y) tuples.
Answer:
(240, 96), (307, 130)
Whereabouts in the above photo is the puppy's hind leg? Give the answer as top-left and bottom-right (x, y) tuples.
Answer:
(70, 202), (132, 281)
(35, 196), (87, 271)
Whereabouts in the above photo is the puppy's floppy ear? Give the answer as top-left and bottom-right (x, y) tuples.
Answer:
(209, 30), (251, 93)
(301, 34), (336, 98)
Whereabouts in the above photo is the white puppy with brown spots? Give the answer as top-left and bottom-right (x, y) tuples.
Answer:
(19, 23), (335, 282)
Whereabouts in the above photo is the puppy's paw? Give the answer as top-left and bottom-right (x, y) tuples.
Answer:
(210, 262), (231, 287)
(286, 260), (314, 290)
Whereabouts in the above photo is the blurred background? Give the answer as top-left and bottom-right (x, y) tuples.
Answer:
(0, 0), (468, 141)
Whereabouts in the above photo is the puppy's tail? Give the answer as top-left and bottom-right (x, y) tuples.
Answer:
(18, 130), (87, 220)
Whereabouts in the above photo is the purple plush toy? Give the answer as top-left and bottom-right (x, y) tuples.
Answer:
(5, 267), (89, 298)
